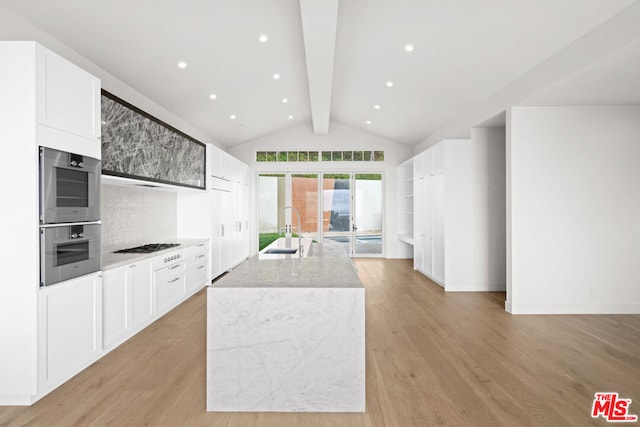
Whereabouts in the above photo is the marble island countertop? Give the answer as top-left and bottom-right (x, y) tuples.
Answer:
(211, 240), (362, 289)
(102, 238), (209, 271)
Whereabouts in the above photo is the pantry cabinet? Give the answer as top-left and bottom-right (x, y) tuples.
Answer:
(402, 138), (505, 291)
(0, 41), (101, 405)
(208, 151), (250, 280)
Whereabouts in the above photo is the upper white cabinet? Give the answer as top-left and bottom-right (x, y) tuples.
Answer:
(404, 138), (506, 292)
(36, 45), (101, 142)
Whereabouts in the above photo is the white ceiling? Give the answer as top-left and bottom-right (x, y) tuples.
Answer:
(0, 0), (638, 147)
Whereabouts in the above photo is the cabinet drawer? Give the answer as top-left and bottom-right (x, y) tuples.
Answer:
(186, 250), (208, 270)
(155, 274), (185, 313)
(186, 263), (208, 292)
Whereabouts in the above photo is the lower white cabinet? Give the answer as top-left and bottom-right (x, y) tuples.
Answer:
(102, 260), (152, 349)
(102, 241), (209, 352)
(131, 262), (153, 326)
(186, 242), (209, 293)
(154, 260), (186, 315)
(38, 272), (102, 391)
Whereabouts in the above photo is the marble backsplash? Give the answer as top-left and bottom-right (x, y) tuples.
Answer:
(101, 184), (177, 253)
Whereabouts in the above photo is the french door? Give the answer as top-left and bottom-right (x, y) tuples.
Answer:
(258, 172), (383, 256)
(322, 173), (383, 257)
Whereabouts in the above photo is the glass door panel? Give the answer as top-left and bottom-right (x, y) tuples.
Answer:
(291, 174), (319, 241)
(354, 174), (383, 256)
(322, 173), (352, 252)
(257, 174), (286, 250)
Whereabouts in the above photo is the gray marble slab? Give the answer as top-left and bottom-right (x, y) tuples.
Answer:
(207, 240), (365, 412)
(211, 242), (362, 289)
(207, 287), (365, 412)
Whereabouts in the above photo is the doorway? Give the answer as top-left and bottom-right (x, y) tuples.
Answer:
(322, 173), (383, 256)
(257, 172), (383, 256)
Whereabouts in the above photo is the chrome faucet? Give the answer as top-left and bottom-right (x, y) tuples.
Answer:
(284, 206), (302, 256)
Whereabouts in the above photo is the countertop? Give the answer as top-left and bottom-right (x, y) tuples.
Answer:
(102, 238), (209, 271)
(210, 241), (362, 289)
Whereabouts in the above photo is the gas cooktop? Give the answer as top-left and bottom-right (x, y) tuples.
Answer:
(114, 243), (181, 254)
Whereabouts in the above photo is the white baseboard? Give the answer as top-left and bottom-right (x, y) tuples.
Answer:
(509, 303), (640, 315)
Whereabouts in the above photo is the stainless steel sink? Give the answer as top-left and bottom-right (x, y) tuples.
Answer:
(263, 248), (298, 254)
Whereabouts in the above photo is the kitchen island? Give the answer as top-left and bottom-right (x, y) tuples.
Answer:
(206, 240), (365, 412)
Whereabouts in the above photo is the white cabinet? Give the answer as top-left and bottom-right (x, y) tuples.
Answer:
(153, 253), (187, 315)
(408, 139), (505, 291)
(210, 144), (232, 181)
(211, 188), (232, 277)
(102, 266), (129, 348)
(0, 41), (101, 405)
(38, 273), (102, 391)
(36, 45), (101, 141)
(208, 155), (249, 280)
(131, 262), (153, 326)
(186, 242), (210, 293)
(102, 260), (152, 349)
(35, 44), (101, 159)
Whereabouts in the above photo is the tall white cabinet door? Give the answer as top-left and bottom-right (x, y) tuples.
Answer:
(412, 153), (425, 272)
(102, 266), (130, 348)
(39, 273), (102, 387)
(131, 261), (153, 327)
(432, 174), (446, 286)
(36, 46), (100, 140)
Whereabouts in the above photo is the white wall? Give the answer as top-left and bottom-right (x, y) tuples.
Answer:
(507, 106), (640, 314)
(228, 121), (413, 257)
(443, 131), (507, 291)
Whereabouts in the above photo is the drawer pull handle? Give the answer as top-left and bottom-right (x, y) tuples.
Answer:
(197, 254), (205, 259)
(169, 277), (181, 284)
(169, 264), (181, 270)
(197, 265), (205, 270)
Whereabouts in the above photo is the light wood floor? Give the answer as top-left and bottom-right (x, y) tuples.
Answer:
(1, 259), (639, 426)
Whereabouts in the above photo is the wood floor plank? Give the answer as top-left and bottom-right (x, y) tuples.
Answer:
(1, 259), (639, 426)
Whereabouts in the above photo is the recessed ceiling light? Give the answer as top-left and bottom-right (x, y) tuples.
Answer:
(282, 98), (288, 103)
(177, 61), (187, 69)
(374, 104), (381, 110)
(288, 115), (293, 119)
(259, 34), (268, 43)
(209, 94), (217, 100)
(386, 81), (393, 88)
(366, 120), (372, 125)
(404, 44), (414, 52)
(273, 73), (280, 79)
(230, 114), (237, 120)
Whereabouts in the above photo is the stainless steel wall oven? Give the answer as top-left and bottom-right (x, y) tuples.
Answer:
(40, 223), (101, 287)
(39, 146), (101, 287)
(39, 146), (100, 224)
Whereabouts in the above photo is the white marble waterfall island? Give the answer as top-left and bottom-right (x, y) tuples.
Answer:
(206, 241), (365, 412)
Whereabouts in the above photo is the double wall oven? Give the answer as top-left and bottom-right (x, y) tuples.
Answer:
(39, 147), (101, 287)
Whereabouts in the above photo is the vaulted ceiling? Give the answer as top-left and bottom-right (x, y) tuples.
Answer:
(1, 0), (639, 147)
